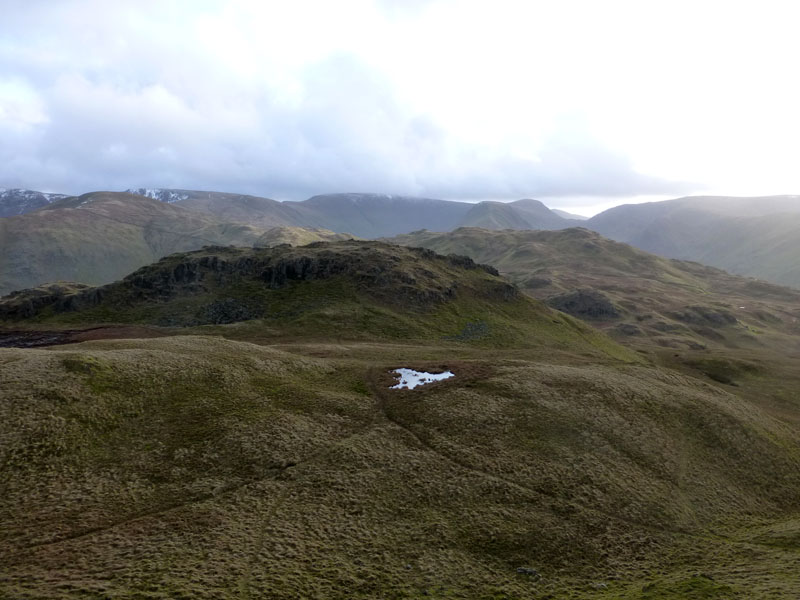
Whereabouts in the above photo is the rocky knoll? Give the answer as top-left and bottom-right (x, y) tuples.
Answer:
(0, 241), (516, 324)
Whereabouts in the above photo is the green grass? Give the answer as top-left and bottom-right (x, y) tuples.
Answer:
(3, 334), (800, 598)
(4, 239), (800, 598)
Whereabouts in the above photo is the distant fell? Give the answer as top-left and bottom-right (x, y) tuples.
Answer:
(0, 188), (69, 217)
(455, 199), (572, 230)
(508, 198), (577, 228)
(552, 208), (588, 220)
(587, 195), (800, 288)
(124, 188), (573, 237)
(0, 192), (267, 295)
(127, 188), (304, 228)
(291, 193), (474, 237)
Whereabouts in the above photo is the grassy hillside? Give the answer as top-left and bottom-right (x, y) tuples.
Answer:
(587, 195), (800, 288)
(0, 192), (271, 295)
(455, 199), (571, 231)
(457, 201), (534, 230)
(4, 236), (800, 597)
(254, 226), (356, 247)
(3, 330), (800, 598)
(552, 208), (588, 220)
(0, 241), (631, 361)
(388, 227), (800, 354)
(171, 190), (308, 228)
(507, 199), (576, 228)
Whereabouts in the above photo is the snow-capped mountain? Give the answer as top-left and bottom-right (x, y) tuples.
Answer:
(125, 188), (190, 203)
(0, 189), (69, 217)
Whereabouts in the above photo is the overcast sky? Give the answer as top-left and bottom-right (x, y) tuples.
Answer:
(2, 0), (799, 214)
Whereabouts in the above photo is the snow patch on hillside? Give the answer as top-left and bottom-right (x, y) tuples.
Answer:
(390, 368), (454, 389)
(126, 188), (189, 203)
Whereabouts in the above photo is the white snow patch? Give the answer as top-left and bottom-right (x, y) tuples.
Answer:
(390, 368), (454, 390)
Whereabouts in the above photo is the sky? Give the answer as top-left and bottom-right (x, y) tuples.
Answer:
(2, 0), (800, 215)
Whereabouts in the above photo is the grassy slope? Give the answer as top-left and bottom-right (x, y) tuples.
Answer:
(586, 196), (800, 289)
(3, 239), (800, 597)
(3, 241), (632, 362)
(173, 191), (307, 229)
(3, 334), (800, 599)
(0, 192), (268, 295)
(388, 227), (800, 355)
(387, 227), (800, 466)
(457, 201), (535, 230)
(254, 226), (356, 247)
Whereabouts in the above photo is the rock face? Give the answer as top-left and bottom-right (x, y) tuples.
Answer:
(668, 305), (738, 327)
(546, 288), (621, 320)
(0, 283), (93, 319)
(0, 241), (518, 324)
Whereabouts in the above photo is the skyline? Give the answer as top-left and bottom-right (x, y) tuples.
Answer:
(3, 1), (800, 213)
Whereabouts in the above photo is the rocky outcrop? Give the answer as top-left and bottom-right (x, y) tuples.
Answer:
(0, 283), (93, 319)
(668, 305), (737, 327)
(546, 288), (621, 320)
(0, 241), (519, 323)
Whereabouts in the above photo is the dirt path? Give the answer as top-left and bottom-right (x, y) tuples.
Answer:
(0, 326), (171, 348)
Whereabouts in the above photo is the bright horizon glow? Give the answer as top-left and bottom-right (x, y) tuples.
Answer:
(2, 0), (800, 213)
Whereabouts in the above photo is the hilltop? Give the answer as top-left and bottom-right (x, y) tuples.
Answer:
(458, 199), (569, 230)
(0, 240), (629, 359)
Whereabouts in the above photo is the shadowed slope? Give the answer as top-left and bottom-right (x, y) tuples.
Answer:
(587, 195), (800, 288)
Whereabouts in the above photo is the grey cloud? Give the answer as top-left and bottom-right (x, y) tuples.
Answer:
(0, 2), (693, 200)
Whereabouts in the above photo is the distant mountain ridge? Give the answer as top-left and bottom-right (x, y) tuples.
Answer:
(0, 192), (269, 295)
(7, 187), (800, 288)
(0, 188), (69, 217)
(586, 195), (800, 288)
(1, 187), (583, 237)
(121, 188), (578, 237)
(125, 188), (190, 203)
(552, 208), (588, 220)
